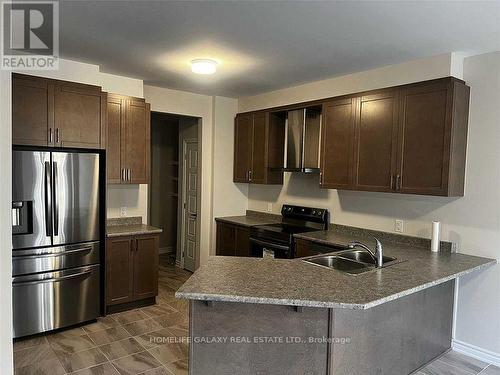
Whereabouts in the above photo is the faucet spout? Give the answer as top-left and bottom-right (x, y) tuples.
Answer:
(348, 237), (384, 268)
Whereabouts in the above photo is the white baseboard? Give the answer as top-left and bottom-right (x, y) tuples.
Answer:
(452, 339), (500, 366)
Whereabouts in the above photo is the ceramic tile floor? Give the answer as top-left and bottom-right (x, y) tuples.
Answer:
(13, 255), (500, 375)
(13, 255), (192, 375)
(415, 350), (500, 375)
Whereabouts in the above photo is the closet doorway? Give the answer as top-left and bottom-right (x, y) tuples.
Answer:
(149, 112), (201, 272)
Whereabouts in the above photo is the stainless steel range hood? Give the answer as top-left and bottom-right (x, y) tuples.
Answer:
(283, 107), (321, 173)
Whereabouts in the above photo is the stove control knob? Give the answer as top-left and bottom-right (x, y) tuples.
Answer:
(311, 210), (316, 215)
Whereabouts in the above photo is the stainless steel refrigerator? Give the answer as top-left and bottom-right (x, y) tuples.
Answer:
(12, 149), (102, 338)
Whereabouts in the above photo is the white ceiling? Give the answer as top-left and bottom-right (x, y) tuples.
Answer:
(59, 1), (500, 97)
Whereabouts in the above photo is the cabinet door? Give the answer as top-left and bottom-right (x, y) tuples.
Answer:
(233, 113), (253, 183)
(235, 227), (250, 257)
(12, 75), (54, 147)
(250, 113), (267, 184)
(295, 240), (318, 258)
(354, 90), (400, 192)
(216, 222), (236, 256)
(320, 98), (357, 189)
(124, 100), (150, 184)
(398, 81), (451, 195)
(54, 83), (103, 149)
(107, 96), (126, 183)
(133, 235), (159, 300)
(106, 237), (134, 306)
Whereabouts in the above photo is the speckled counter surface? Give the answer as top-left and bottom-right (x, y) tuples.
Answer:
(106, 224), (163, 238)
(215, 211), (281, 227)
(176, 240), (495, 310)
(106, 216), (162, 238)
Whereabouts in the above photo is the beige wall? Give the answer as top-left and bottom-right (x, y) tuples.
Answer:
(239, 51), (500, 358)
(212, 97), (248, 249)
(0, 71), (13, 373)
(239, 53), (461, 112)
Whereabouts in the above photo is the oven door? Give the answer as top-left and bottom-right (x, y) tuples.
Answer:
(250, 237), (291, 259)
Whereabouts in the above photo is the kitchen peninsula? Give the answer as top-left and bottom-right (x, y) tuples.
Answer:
(176, 228), (495, 375)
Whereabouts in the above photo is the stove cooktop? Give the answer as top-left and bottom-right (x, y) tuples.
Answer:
(253, 223), (320, 235)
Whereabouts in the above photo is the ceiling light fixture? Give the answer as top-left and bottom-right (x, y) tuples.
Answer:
(191, 59), (217, 75)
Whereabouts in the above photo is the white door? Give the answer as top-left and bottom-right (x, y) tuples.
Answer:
(182, 140), (199, 272)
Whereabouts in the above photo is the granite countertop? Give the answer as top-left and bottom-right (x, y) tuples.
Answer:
(106, 216), (162, 238)
(176, 231), (496, 310)
(215, 211), (281, 227)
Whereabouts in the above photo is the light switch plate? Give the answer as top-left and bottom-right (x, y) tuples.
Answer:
(120, 207), (127, 217)
(267, 203), (273, 212)
(394, 219), (404, 233)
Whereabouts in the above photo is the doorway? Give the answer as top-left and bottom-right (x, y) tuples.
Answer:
(149, 112), (201, 272)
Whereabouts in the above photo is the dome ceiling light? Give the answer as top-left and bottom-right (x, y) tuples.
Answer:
(191, 59), (217, 75)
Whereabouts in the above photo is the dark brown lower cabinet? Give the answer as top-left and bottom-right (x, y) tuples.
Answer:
(106, 234), (159, 308)
(216, 221), (250, 257)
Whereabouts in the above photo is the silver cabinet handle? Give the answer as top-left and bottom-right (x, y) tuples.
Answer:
(49, 128), (53, 144)
(396, 174), (401, 190)
(127, 169), (131, 181)
(319, 171), (323, 186)
(249, 170), (252, 182)
(55, 128), (60, 143)
(121, 168), (125, 182)
(390, 174), (394, 190)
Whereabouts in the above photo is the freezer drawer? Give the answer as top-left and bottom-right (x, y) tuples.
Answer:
(12, 241), (100, 276)
(12, 264), (100, 338)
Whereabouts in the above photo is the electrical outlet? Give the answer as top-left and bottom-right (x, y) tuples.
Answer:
(267, 203), (273, 212)
(120, 207), (127, 217)
(394, 219), (404, 233)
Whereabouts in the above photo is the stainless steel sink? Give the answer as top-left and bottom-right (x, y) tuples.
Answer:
(302, 249), (404, 275)
(304, 255), (369, 274)
(337, 249), (396, 265)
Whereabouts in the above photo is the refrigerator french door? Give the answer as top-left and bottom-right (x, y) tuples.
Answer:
(12, 150), (101, 338)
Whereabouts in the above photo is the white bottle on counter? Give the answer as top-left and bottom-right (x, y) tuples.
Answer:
(431, 221), (440, 252)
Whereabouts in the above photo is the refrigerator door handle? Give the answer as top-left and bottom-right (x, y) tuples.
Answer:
(44, 161), (52, 237)
(53, 161), (59, 236)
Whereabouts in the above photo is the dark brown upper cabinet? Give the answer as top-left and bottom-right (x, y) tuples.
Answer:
(320, 97), (357, 189)
(12, 73), (106, 149)
(396, 79), (469, 196)
(353, 89), (400, 192)
(233, 112), (285, 184)
(318, 77), (469, 197)
(12, 74), (53, 147)
(234, 77), (470, 197)
(107, 94), (151, 184)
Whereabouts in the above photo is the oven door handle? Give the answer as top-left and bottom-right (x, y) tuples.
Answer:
(250, 238), (290, 252)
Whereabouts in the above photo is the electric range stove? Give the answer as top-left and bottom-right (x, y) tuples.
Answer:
(250, 204), (329, 259)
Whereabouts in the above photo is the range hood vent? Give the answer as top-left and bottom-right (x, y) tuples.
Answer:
(283, 107), (321, 173)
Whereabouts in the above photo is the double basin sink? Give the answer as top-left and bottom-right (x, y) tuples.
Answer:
(302, 249), (403, 275)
